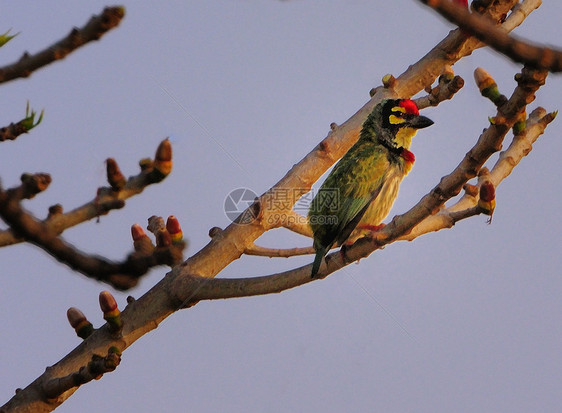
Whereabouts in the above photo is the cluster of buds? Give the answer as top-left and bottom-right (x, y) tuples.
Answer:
(87, 347), (122, 380)
(105, 138), (173, 191)
(131, 215), (185, 267)
(145, 215), (184, 248)
(139, 139), (173, 183)
(19, 173), (51, 199)
(66, 291), (125, 340)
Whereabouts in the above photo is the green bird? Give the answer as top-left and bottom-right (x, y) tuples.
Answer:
(308, 98), (433, 277)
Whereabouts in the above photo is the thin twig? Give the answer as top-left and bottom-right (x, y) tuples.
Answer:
(413, 71), (465, 110)
(0, 6), (125, 84)
(244, 243), (314, 257)
(0, 139), (172, 247)
(420, 0), (561, 72)
(0, 188), (185, 289)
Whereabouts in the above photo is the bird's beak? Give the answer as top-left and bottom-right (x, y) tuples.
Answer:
(411, 115), (434, 129)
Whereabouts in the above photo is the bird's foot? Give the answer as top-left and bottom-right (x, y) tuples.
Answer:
(339, 224), (386, 263)
(356, 223), (386, 234)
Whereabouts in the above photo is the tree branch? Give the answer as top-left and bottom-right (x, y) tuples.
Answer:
(334, 66), (548, 272)
(0, 139), (172, 247)
(42, 348), (121, 400)
(0, 6), (125, 85)
(0, 103), (44, 142)
(413, 72), (465, 109)
(419, 0), (562, 72)
(244, 243), (314, 258)
(0, 140), (179, 289)
(174, 0), (523, 282)
(0, 188), (185, 289)
(393, 0), (536, 97)
(278, 209), (313, 237)
(180, 70), (553, 301)
(248, 98), (556, 260)
(2, 3), (544, 411)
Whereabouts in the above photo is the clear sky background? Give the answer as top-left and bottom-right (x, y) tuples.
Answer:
(1, 1), (561, 412)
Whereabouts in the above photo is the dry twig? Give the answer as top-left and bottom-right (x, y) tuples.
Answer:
(419, 0), (562, 72)
(0, 7), (125, 84)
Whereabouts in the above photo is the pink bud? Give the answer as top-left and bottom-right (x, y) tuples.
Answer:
(166, 216), (183, 242)
(99, 291), (118, 313)
(131, 224), (147, 241)
(67, 307), (87, 329)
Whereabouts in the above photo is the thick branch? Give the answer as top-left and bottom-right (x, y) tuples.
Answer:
(42, 349), (121, 399)
(0, 7), (125, 84)
(336, 66), (548, 271)
(178, 0), (523, 280)
(279, 210), (313, 237)
(181, 74), (554, 301)
(393, 0), (525, 97)
(1, 3), (542, 411)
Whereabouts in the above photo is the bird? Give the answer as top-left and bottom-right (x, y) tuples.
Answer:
(308, 98), (433, 277)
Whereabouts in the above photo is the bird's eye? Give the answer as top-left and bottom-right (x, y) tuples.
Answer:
(390, 106), (406, 116)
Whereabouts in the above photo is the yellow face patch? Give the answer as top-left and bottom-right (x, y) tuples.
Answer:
(389, 114), (406, 124)
(389, 105), (407, 124)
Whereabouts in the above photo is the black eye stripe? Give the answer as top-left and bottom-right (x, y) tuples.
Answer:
(390, 111), (414, 119)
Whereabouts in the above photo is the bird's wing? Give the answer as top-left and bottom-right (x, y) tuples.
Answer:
(335, 184), (383, 246)
(323, 146), (389, 248)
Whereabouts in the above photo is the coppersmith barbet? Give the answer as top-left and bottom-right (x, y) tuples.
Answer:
(308, 99), (433, 277)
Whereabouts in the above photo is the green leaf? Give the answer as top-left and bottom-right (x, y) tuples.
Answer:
(0, 29), (19, 48)
(20, 101), (44, 131)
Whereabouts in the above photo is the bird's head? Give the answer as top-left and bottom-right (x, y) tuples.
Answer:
(362, 98), (434, 149)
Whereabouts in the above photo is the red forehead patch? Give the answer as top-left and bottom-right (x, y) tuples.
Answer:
(400, 99), (419, 116)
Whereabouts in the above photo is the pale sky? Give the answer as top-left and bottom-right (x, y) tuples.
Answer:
(2, 2), (562, 412)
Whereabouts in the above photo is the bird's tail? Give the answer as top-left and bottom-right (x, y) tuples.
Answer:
(311, 248), (327, 278)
